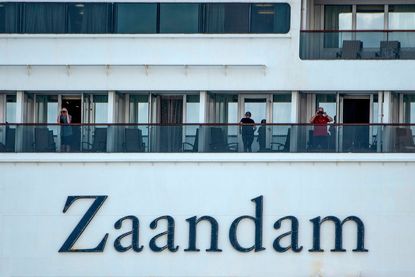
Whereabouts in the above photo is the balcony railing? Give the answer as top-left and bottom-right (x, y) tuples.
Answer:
(1, 123), (415, 153)
(300, 30), (415, 60)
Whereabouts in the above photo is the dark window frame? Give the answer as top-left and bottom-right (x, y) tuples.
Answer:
(0, 2), (291, 34)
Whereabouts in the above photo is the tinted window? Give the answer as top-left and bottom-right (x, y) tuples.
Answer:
(68, 3), (111, 33)
(160, 3), (201, 33)
(0, 2), (291, 34)
(251, 3), (290, 33)
(0, 3), (20, 33)
(23, 3), (66, 33)
(205, 3), (250, 33)
(224, 4), (250, 33)
(115, 3), (157, 33)
(0, 4), (4, 32)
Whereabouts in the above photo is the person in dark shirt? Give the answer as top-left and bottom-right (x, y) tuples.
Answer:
(240, 111), (256, 152)
(257, 119), (267, 152)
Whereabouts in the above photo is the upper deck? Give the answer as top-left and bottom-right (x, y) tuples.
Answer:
(0, 0), (414, 91)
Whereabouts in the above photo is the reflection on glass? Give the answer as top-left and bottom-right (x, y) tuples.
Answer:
(244, 98), (266, 124)
(214, 94), (238, 138)
(129, 95), (149, 123)
(93, 95), (108, 123)
(47, 102), (58, 123)
(273, 94), (291, 123)
(186, 95), (199, 123)
(325, 5), (352, 30)
(371, 95), (379, 144)
(6, 95), (16, 123)
(403, 94), (415, 139)
(372, 95), (379, 123)
(185, 95), (199, 143)
(129, 95), (149, 138)
(115, 3), (157, 33)
(272, 94), (291, 147)
(160, 4), (200, 33)
(214, 94), (238, 123)
(389, 5), (415, 30)
(356, 5), (384, 48)
(404, 95), (415, 123)
(36, 95), (58, 123)
(324, 5), (352, 48)
(389, 5), (415, 47)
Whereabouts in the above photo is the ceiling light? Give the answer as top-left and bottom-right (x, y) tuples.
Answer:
(258, 11), (275, 15)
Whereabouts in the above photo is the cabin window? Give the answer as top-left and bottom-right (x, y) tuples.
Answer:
(23, 3), (66, 33)
(67, 3), (111, 33)
(0, 3), (20, 33)
(115, 3), (157, 34)
(159, 3), (201, 33)
(250, 3), (290, 34)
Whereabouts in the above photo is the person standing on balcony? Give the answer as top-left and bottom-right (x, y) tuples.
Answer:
(57, 108), (72, 152)
(257, 119), (267, 152)
(309, 107), (333, 150)
(240, 111), (256, 152)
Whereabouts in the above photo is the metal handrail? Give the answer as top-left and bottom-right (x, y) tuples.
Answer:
(301, 29), (415, 33)
(1, 123), (415, 127)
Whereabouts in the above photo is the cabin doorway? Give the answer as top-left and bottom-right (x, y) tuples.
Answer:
(61, 96), (82, 151)
(342, 97), (370, 151)
(62, 98), (82, 123)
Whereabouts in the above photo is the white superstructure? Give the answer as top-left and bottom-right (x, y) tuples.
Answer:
(1, 1), (415, 276)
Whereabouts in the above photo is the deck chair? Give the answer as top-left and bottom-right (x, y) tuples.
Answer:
(376, 41), (400, 59)
(209, 127), (238, 152)
(83, 128), (107, 152)
(124, 128), (145, 152)
(182, 128), (199, 152)
(34, 128), (56, 152)
(271, 128), (290, 152)
(336, 40), (363, 59)
(394, 128), (415, 152)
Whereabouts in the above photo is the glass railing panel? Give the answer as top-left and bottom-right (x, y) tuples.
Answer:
(206, 125), (239, 152)
(356, 31), (385, 49)
(80, 125), (108, 152)
(270, 125), (291, 152)
(388, 31), (415, 58)
(300, 30), (415, 60)
(117, 125), (149, 152)
(1, 123), (415, 153)
(183, 124), (199, 152)
(0, 125), (16, 152)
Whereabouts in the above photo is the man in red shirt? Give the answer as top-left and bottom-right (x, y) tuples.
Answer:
(309, 107), (333, 150)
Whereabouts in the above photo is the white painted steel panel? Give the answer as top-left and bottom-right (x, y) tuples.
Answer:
(0, 0), (413, 92)
(0, 154), (415, 276)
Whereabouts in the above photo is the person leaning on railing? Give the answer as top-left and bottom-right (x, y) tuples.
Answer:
(240, 111), (256, 152)
(309, 107), (333, 150)
(57, 108), (73, 152)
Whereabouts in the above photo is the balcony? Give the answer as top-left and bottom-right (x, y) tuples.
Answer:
(1, 123), (415, 153)
(300, 30), (415, 60)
